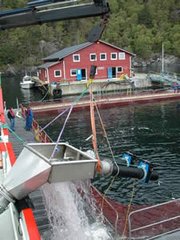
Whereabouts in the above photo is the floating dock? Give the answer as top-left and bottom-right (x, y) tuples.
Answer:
(30, 90), (180, 116)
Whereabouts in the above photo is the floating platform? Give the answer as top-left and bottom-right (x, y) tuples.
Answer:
(30, 90), (180, 116)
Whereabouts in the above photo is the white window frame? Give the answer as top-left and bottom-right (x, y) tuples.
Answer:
(117, 66), (123, 73)
(90, 53), (97, 61)
(54, 70), (62, 77)
(119, 52), (126, 60)
(111, 52), (117, 60)
(70, 69), (77, 76)
(73, 54), (80, 62)
(100, 53), (107, 61)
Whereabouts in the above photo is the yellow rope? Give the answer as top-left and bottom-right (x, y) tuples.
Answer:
(122, 179), (137, 237)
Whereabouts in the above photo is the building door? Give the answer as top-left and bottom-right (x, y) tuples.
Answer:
(76, 69), (86, 81)
(112, 67), (116, 78)
(76, 69), (82, 81)
(108, 67), (112, 79)
(81, 69), (86, 80)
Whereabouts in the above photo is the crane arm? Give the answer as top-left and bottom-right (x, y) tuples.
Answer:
(0, 0), (110, 30)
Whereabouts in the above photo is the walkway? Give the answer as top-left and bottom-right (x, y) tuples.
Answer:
(6, 111), (51, 236)
(6, 111), (35, 157)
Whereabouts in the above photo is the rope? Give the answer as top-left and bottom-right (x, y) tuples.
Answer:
(49, 81), (94, 158)
(40, 88), (49, 102)
(2, 124), (25, 143)
(88, 94), (120, 235)
(122, 180), (137, 237)
(35, 84), (90, 138)
(50, 105), (73, 159)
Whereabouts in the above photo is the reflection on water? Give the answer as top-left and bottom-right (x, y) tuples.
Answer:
(37, 100), (180, 205)
(1, 74), (42, 108)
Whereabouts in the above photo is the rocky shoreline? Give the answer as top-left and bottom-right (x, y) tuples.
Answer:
(2, 55), (180, 76)
(133, 55), (180, 68)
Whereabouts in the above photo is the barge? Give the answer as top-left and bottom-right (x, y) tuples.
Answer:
(30, 90), (180, 116)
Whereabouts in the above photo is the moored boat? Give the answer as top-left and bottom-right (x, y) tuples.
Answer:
(20, 75), (34, 89)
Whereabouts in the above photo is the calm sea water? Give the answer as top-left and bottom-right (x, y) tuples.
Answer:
(1, 74), (42, 109)
(36, 100), (180, 205)
(1, 73), (180, 206)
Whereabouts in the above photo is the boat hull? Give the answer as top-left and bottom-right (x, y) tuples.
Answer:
(20, 82), (34, 89)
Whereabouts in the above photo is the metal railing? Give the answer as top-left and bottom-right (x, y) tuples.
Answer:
(128, 198), (180, 239)
(20, 104), (53, 143)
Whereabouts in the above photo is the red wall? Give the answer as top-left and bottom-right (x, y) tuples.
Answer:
(39, 41), (132, 83)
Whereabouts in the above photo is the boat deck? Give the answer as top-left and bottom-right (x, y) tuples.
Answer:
(6, 113), (34, 156)
(6, 112), (51, 236)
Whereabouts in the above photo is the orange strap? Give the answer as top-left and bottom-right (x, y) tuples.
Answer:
(89, 89), (101, 173)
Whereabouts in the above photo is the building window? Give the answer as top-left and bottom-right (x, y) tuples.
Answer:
(54, 70), (61, 77)
(117, 67), (123, 73)
(70, 69), (77, 76)
(73, 54), (80, 62)
(90, 53), (97, 61)
(100, 53), (107, 61)
(111, 52), (117, 60)
(119, 52), (125, 60)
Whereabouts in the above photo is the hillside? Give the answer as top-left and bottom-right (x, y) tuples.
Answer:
(0, 0), (179, 73)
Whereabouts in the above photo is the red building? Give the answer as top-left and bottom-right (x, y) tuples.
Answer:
(38, 40), (135, 84)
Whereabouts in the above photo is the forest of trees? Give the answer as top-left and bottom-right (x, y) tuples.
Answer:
(0, 0), (179, 72)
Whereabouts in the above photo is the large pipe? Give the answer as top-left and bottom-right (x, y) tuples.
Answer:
(100, 160), (158, 181)
(112, 164), (158, 181)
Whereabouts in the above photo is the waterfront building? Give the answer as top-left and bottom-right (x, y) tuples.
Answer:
(37, 40), (135, 84)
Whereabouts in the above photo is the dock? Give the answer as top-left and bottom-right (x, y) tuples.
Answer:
(30, 90), (180, 116)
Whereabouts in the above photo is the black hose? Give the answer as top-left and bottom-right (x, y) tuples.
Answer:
(112, 164), (158, 181)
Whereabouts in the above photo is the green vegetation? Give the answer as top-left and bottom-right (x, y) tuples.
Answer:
(0, 0), (179, 71)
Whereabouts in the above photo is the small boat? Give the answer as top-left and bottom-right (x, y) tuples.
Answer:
(20, 75), (34, 89)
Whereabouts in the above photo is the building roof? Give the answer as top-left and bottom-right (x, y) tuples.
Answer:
(100, 40), (135, 57)
(38, 61), (58, 69)
(42, 40), (135, 62)
(42, 42), (92, 61)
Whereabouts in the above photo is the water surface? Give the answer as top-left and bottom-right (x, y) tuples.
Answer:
(36, 100), (180, 205)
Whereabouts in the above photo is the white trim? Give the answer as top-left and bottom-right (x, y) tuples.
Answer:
(54, 70), (62, 77)
(111, 52), (117, 60)
(90, 53), (97, 61)
(73, 54), (80, 62)
(46, 68), (50, 84)
(100, 53), (107, 61)
(70, 69), (77, 76)
(117, 66), (123, 73)
(119, 52), (126, 60)
(63, 60), (66, 79)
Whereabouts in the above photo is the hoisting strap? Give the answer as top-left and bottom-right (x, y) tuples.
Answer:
(89, 88), (101, 173)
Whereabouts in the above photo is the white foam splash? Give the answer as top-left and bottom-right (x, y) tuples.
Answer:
(41, 181), (114, 240)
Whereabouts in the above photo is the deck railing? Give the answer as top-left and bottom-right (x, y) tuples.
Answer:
(128, 198), (180, 239)
(20, 104), (53, 143)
